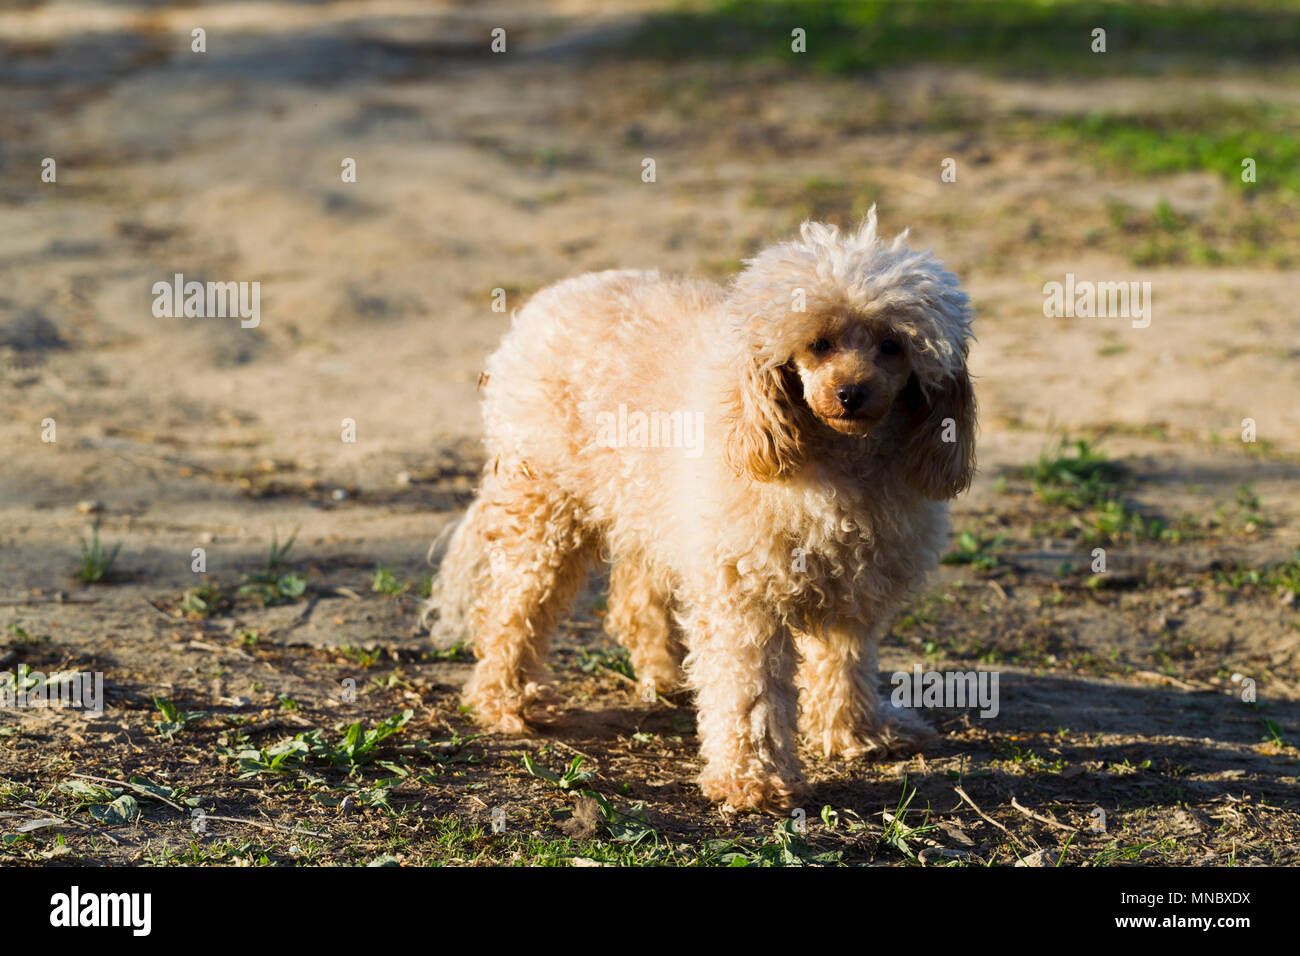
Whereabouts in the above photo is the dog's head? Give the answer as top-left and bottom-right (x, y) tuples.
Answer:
(724, 208), (976, 499)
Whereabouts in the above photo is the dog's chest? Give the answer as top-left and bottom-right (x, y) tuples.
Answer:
(793, 486), (896, 571)
(757, 474), (945, 617)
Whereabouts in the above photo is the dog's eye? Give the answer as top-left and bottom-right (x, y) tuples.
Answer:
(880, 339), (901, 356)
(809, 338), (833, 355)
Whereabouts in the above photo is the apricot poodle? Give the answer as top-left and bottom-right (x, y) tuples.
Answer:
(426, 209), (976, 810)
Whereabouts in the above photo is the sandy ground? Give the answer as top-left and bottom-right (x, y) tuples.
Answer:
(0, 1), (1297, 865)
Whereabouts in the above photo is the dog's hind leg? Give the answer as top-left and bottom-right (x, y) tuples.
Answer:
(462, 470), (594, 733)
(604, 553), (684, 695)
(424, 498), (489, 648)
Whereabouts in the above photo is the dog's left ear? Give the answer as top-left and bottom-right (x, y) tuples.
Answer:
(899, 363), (976, 499)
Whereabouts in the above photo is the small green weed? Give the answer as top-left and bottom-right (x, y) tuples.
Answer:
(77, 522), (122, 584)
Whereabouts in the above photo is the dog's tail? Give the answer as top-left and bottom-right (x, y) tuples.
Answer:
(421, 497), (490, 648)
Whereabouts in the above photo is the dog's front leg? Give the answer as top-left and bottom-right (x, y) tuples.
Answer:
(795, 629), (933, 759)
(684, 605), (805, 812)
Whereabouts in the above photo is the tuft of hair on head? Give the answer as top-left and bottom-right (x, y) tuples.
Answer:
(796, 204), (898, 255)
(797, 219), (842, 249)
(854, 203), (880, 247)
(789, 205), (921, 277)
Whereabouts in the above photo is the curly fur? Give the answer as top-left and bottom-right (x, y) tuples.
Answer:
(426, 209), (976, 810)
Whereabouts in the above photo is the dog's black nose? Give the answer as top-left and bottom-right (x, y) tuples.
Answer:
(835, 384), (867, 414)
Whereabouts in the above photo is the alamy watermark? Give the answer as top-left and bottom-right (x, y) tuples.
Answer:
(151, 273), (260, 328)
(2, 667), (104, 717)
(1042, 273), (1151, 329)
(594, 404), (704, 458)
(49, 886), (150, 936)
(891, 665), (999, 718)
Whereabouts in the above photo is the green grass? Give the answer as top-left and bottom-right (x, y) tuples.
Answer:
(1091, 837), (1176, 865)
(1214, 483), (1269, 534)
(996, 741), (1067, 774)
(710, 817), (845, 866)
(179, 582), (227, 617)
(1215, 548), (1300, 591)
(172, 530), (313, 617)
(942, 530), (1008, 571)
(576, 646), (636, 681)
(416, 815), (775, 866)
(1022, 437), (1183, 544)
(144, 839), (298, 867)
(370, 565), (407, 597)
(238, 527), (307, 605)
(522, 753), (598, 791)
(135, 820), (714, 867)
(631, 0), (1300, 76)
(5, 623), (48, 645)
(153, 696), (209, 740)
(1260, 717), (1288, 747)
(425, 642), (474, 663)
(222, 710), (417, 778)
(76, 522), (121, 584)
(417, 816), (668, 866)
(628, 3), (1300, 268)
(264, 526), (298, 570)
(339, 645), (382, 668)
(1027, 437), (1125, 510)
(1045, 102), (1300, 196)
(877, 778), (938, 862)
(1033, 101), (1300, 266)
(1013, 99), (1300, 266)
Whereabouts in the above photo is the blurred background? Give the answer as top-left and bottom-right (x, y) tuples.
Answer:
(3, 0), (1299, 638)
(3, 0), (1299, 533)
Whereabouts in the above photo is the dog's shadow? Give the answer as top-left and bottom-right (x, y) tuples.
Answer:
(520, 669), (1299, 823)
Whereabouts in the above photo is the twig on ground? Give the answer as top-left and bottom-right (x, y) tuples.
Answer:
(17, 800), (123, 845)
(202, 814), (328, 839)
(142, 598), (181, 622)
(549, 738), (598, 765)
(1134, 670), (1201, 692)
(953, 786), (1035, 852)
(187, 640), (254, 661)
(597, 666), (680, 709)
(68, 772), (187, 814)
(1010, 796), (1077, 833)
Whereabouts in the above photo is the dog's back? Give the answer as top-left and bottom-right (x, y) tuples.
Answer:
(481, 269), (724, 470)
(427, 269), (723, 647)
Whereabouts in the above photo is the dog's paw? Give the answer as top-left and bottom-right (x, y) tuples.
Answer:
(465, 689), (540, 734)
(878, 705), (937, 753)
(468, 702), (530, 735)
(699, 770), (807, 813)
(809, 710), (935, 760)
(465, 677), (565, 733)
(523, 680), (563, 708)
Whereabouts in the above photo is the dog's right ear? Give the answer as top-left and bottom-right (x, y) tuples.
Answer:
(725, 358), (804, 481)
